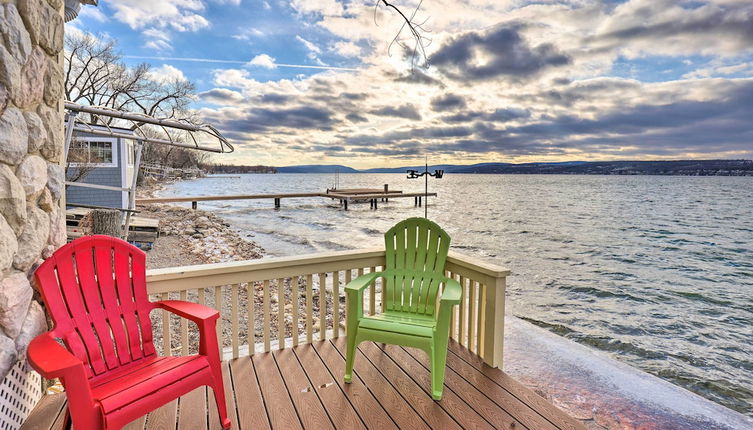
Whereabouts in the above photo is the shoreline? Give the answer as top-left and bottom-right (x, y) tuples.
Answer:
(139, 176), (753, 430)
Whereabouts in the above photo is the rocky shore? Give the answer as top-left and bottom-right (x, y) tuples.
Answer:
(137, 179), (336, 355)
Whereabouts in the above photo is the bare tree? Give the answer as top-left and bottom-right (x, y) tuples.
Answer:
(64, 33), (195, 123)
(376, 0), (432, 69)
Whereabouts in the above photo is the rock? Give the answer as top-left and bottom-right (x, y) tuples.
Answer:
(15, 300), (47, 360)
(17, 0), (64, 56)
(48, 204), (66, 247)
(37, 187), (53, 212)
(0, 164), (27, 235)
(0, 45), (21, 106)
(0, 83), (8, 117)
(14, 46), (47, 109)
(24, 111), (45, 153)
(0, 272), (33, 338)
(37, 104), (62, 160)
(0, 215), (18, 272)
(16, 155), (48, 199)
(0, 332), (17, 381)
(0, 4), (32, 63)
(0, 106), (29, 165)
(46, 162), (63, 201)
(43, 55), (63, 107)
(47, 0), (63, 10)
(13, 206), (49, 271)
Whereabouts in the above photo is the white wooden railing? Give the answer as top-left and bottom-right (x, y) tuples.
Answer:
(145, 248), (510, 368)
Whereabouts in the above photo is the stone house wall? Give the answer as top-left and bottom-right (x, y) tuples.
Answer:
(0, 0), (66, 380)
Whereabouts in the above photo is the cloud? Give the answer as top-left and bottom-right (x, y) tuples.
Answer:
(110, 0), (209, 32)
(331, 41), (361, 57)
(216, 105), (340, 133)
(147, 64), (188, 83)
(114, 0), (753, 166)
(290, 0), (343, 17)
(430, 94), (467, 112)
(248, 54), (277, 68)
(296, 36), (321, 54)
(430, 25), (571, 82)
(591, 0), (753, 58)
(369, 104), (422, 121)
(199, 88), (245, 104)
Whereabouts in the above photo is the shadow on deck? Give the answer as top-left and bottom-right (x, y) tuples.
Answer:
(22, 339), (584, 429)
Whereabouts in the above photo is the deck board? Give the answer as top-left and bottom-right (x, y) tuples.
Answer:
(292, 344), (367, 430)
(311, 340), (400, 430)
(273, 348), (334, 429)
(229, 357), (270, 430)
(22, 340), (585, 430)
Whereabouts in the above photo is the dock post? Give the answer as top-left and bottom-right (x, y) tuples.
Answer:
(374, 199), (378, 210)
(344, 200), (348, 210)
(192, 201), (197, 210)
(384, 184), (389, 202)
(418, 196), (422, 206)
(274, 198), (280, 208)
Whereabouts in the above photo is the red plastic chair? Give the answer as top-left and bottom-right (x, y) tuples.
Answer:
(28, 235), (231, 430)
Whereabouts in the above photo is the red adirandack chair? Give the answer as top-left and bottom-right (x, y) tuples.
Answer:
(28, 235), (231, 429)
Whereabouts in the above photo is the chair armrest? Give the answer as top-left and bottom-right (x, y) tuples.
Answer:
(154, 300), (220, 324)
(435, 277), (462, 326)
(439, 277), (462, 305)
(345, 272), (383, 294)
(28, 333), (86, 380)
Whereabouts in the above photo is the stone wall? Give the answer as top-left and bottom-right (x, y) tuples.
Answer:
(0, 0), (65, 379)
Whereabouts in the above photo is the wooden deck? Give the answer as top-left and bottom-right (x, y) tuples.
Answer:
(22, 339), (584, 430)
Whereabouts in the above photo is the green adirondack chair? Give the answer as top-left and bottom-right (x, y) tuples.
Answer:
(344, 217), (461, 400)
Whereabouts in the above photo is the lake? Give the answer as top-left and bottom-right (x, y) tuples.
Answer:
(160, 173), (753, 417)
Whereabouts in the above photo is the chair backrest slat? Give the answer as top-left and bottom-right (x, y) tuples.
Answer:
(35, 235), (157, 379)
(74, 246), (120, 371)
(384, 218), (451, 316)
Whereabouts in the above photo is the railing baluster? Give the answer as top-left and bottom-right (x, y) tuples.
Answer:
(198, 288), (206, 355)
(161, 292), (171, 356)
(476, 281), (485, 356)
(263, 279), (270, 352)
(344, 270), (352, 335)
(333, 271), (340, 338)
(468, 279), (477, 351)
(231, 284), (239, 358)
(449, 271), (457, 340)
(214, 287), (222, 355)
(319, 273), (326, 341)
(180, 290), (188, 356)
(458, 275), (466, 345)
(247, 282), (255, 353)
(306, 274), (313, 344)
(277, 277), (285, 349)
(292, 276), (299, 346)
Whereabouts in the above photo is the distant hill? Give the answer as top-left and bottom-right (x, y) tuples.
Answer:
(274, 160), (753, 176)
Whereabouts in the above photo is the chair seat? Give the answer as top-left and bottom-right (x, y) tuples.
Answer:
(359, 311), (436, 338)
(91, 355), (210, 415)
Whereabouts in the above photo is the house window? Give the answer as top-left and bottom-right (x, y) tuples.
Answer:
(69, 139), (117, 167)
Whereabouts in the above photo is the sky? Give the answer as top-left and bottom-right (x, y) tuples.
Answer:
(66, 0), (753, 168)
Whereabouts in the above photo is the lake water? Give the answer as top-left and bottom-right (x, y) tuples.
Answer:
(160, 173), (753, 417)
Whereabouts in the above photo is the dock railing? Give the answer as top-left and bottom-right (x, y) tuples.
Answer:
(145, 248), (510, 368)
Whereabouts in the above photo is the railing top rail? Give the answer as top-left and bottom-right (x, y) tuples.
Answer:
(146, 247), (510, 285)
(447, 251), (511, 278)
(145, 247), (386, 281)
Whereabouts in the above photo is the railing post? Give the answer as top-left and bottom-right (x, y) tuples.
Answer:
(482, 274), (507, 368)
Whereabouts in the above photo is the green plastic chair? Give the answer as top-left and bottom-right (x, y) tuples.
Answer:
(344, 217), (461, 400)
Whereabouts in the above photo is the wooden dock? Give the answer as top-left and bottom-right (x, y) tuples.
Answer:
(136, 186), (436, 211)
(66, 207), (160, 244)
